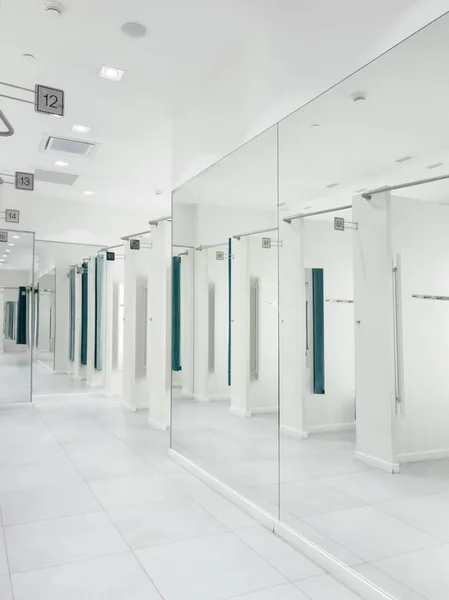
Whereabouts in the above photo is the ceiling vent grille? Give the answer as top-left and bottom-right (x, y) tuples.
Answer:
(45, 136), (96, 156)
(34, 169), (79, 185)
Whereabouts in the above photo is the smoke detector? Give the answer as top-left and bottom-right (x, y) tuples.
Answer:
(45, 1), (64, 18)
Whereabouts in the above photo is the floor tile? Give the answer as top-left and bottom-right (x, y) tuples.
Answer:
(373, 544), (449, 600)
(191, 489), (257, 530)
(257, 480), (363, 518)
(0, 457), (82, 493)
(109, 497), (226, 550)
(230, 583), (310, 599)
(136, 532), (286, 600)
(0, 530), (9, 576)
(0, 576), (13, 600)
(378, 495), (449, 542)
(303, 506), (441, 562)
(11, 552), (162, 600)
(294, 574), (362, 599)
(89, 472), (186, 510)
(354, 564), (427, 600)
(5, 512), (128, 573)
(0, 482), (102, 525)
(235, 526), (323, 581)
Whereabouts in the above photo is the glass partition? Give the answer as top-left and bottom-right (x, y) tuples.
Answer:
(0, 229), (35, 404)
(171, 125), (280, 516)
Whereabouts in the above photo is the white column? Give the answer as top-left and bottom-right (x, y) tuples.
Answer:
(104, 259), (124, 398)
(180, 249), (194, 396)
(353, 192), (399, 473)
(193, 248), (209, 402)
(279, 218), (307, 438)
(86, 257), (96, 385)
(73, 266), (83, 379)
(230, 237), (251, 417)
(148, 222), (171, 429)
(54, 268), (70, 373)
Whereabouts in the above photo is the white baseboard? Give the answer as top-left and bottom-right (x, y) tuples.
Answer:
(169, 449), (396, 600)
(208, 394), (230, 402)
(280, 424), (308, 439)
(148, 416), (169, 431)
(193, 394), (210, 403)
(397, 447), (449, 463)
(307, 422), (356, 434)
(229, 406), (251, 418)
(355, 451), (400, 474)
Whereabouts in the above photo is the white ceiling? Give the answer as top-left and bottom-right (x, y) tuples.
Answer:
(174, 12), (449, 214)
(0, 0), (275, 211)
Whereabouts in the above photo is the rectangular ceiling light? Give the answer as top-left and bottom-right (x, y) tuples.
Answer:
(34, 169), (79, 185)
(45, 136), (96, 156)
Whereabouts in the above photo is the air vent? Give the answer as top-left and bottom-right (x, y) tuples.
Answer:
(34, 169), (78, 185)
(45, 136), (96, 156)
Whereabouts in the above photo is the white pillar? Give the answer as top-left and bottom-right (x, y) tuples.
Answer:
(230, 237), (251, 417)
(279, 218), (308, 438)
(0, 288), (4, 354)
(180, 249), (194, 397)
(86, 257), (96, 385)
(148, 222), (171, 429)
(123, 242), (151, 411)
(54, 268), (70, 373)
(73, 266), (83, 379)
(192, 248), (209, 402)
(104, 259), (124, 398)
(353, 192), (399, 473)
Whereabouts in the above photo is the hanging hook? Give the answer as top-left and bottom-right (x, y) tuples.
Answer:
(0, 109), (14, 137)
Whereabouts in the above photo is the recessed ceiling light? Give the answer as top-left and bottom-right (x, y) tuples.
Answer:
(99, 65), (126, 81)
(83, 190), (94, 196)
(72, 124), (91, 134)
(0, 259), (5, 263)
(12, 235), (20, 239)
(326, 182), (341, 188)
(121, 21), (147, 38)
(2, 255), (6, 258)
(427, 162), (444, 170)
(396, 156), (413, 163)
(54, 160), (69, 167)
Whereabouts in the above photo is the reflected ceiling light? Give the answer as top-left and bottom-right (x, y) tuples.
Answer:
(12, 235), (20, 239)
(427, 162), (444, 169)
(2, 255), (6, 258)
(83, 190), (94, 196)
(326, 182), (341, 188)
(99, 65), (126, 81)
(54, 160), (69, 167)
(396, 155), (413, 163)
(72, 124), (91, 133)
(0, 259), (4, 263)
(7, 243), (14, 246)
(121, 21), (147, 38)
(5, 249), (10, 253)
(351, 91), (367, 103)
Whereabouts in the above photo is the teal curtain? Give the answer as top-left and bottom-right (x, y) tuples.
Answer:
(81, 263), (88, 366)
(16, 286), (27, 345)
(312, 268), (325, 394)
(69, 269), (75, 361)
(227, 238), (232, 386)
(94, 255), (104, 370)
(172, 256), (182, 371)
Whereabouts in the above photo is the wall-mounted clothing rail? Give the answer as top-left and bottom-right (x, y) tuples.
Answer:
(0, 109), (14, 137)
(0, 81), (34, 94)
(173, 244), (195, 249)
(326, 299), (354, 304)
(148, 215), (171, 226)
(233, 227), (277, 240)
(98, 243), (124, 253)
(362, 174), (449, 200)
(196, 242), (228, 251)
(121, 229), (152, 241)
(412, 294), (449, 301)
(0, 94), (33, 106)
(284, 205), (352, 224)
(35, 239), (105, 248)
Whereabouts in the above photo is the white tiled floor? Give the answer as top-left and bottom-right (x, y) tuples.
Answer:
(0, 388), (362, 600)
(172, 398), (449, 599)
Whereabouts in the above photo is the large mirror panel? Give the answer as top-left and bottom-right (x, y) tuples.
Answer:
(278, 12), (449, 598)
(171, 125), (280, 516)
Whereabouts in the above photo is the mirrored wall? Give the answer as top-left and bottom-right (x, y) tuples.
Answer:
(172, 13), (449, 600)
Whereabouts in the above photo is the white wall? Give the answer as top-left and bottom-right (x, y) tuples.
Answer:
(390, 195), (449, 462)
(172, 1), (448, 186)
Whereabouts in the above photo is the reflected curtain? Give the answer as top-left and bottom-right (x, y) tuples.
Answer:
(312, 268), (325, 394)
(69, 268), (75, 361)
(81, 262), (88, 366)
(95, 255), (104, 370)
(172, 256), (182, 371)
(16, 286), (27, 345)
(6, 302), (15, 339)
(228, 238), (232, 386)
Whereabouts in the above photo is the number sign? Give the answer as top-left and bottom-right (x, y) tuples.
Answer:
(35, 84), (65, 117)
(15, 172), (34, 191)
